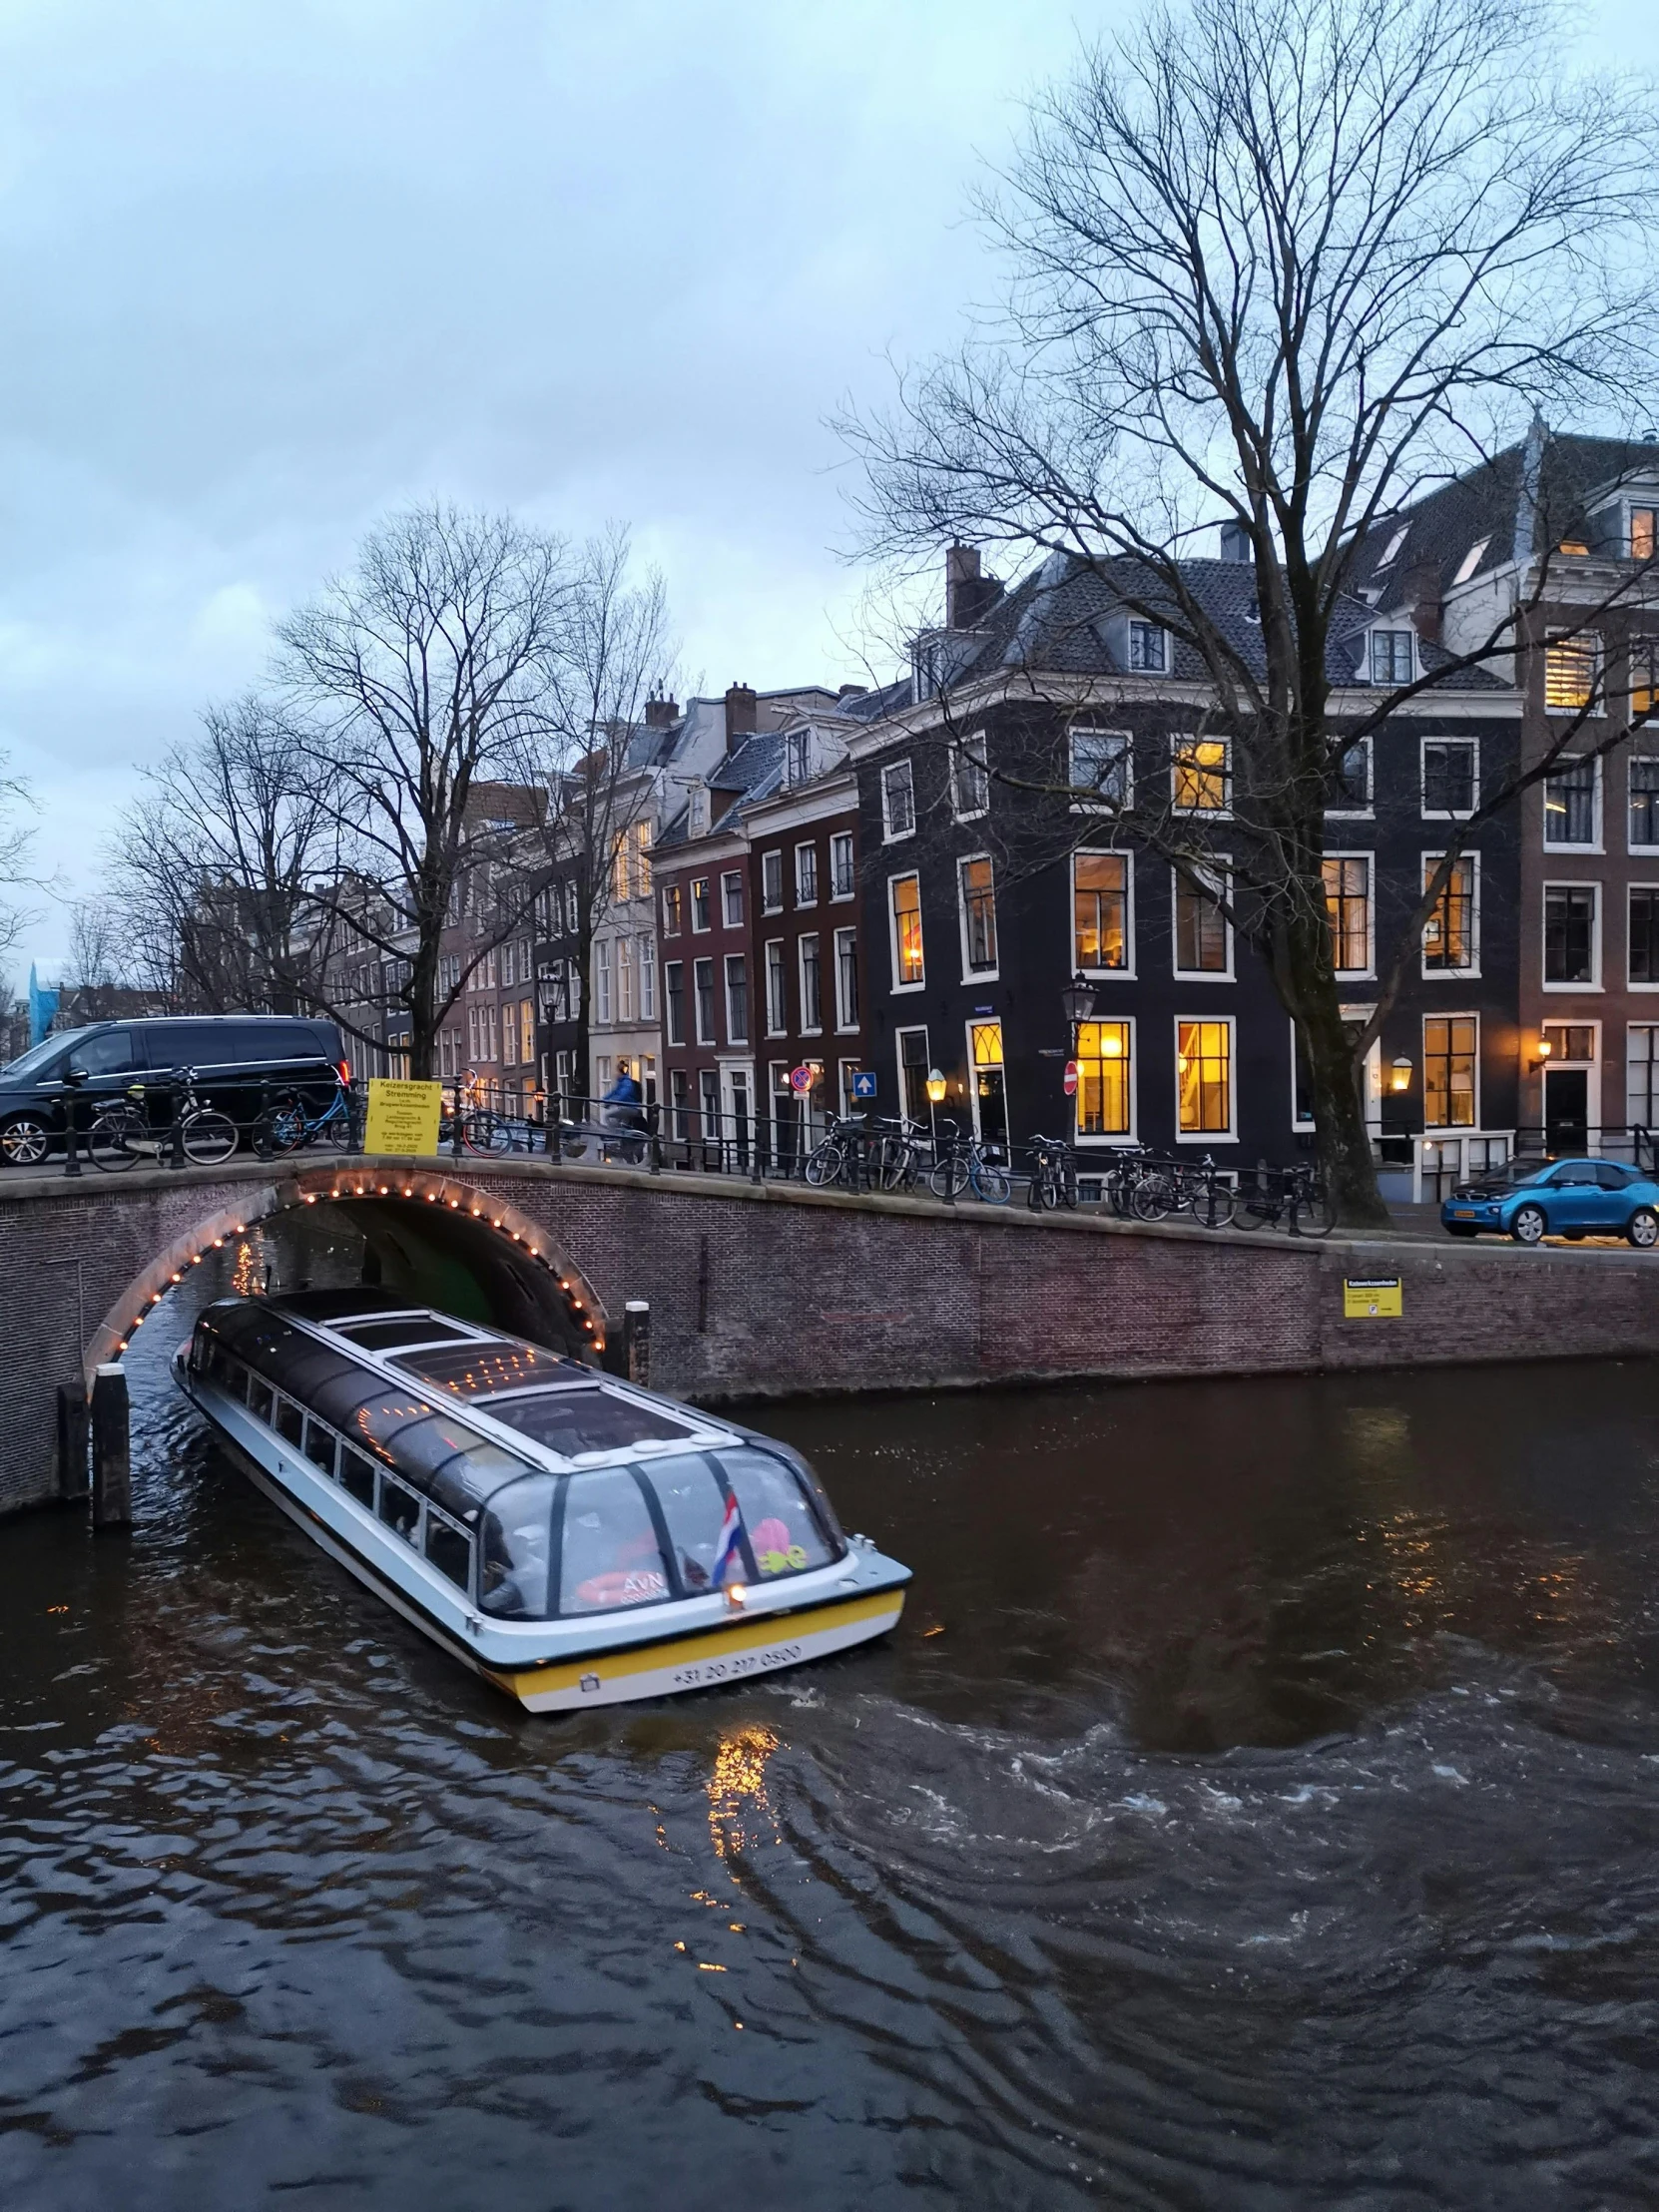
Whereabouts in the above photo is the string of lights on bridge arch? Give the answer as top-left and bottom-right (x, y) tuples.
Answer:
(113, 1173), (605, 1360)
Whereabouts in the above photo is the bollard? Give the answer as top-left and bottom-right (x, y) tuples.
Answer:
(623, 1300), (651, 1387)
(450, 1081), (464, 1161)
(91, 1364), (132, 1529)
(57, 1382), (90, 1502)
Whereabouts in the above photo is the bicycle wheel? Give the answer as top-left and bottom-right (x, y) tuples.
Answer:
(262, 1104), (305, 1153)
(971, 1161), (1011, 1204)
(182, 1109), (239, 1165)
(461, 1111), (498, 1155)
(1192, 1178), (1237, 1230)
(86, 1106), (145, 1170)
(804, 1140), (841, 1188)
(929, 1153), (969, 1200)
(1132, 1169), (1175, 1222)
(877, 1139), (910, 1191)
(1295, 1178), (1337, 1237)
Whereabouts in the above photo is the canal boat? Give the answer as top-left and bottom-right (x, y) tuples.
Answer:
(173, 1291), (909, 1712)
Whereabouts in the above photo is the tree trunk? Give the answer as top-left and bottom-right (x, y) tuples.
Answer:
(1295, 966), (1390, 1228)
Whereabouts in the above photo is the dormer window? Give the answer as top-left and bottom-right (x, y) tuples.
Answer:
(1370, 629), (1414, 685)
(1127, 621), (1168, 675)
(786, 732), (810, 786)
(1452, 536), (1491, 585)
(688, 783), (710, 836)
(1377, 525), (1408, 568)
(1557, 539), (1589, 558)
(1633, 507), (1657, 562)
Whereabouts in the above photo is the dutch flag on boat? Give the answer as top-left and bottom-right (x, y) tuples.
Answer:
(711, 1492), (747, 1587)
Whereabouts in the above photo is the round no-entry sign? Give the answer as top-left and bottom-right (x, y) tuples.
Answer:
(1062, 1059), (1079, 1097)
(790, 1064), (814, 1093)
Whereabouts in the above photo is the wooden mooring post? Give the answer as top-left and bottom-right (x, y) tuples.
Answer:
(57, 1382), (90, 1503)
(624, 1300), (651, 1387)
(90, 1363), (132, 1530)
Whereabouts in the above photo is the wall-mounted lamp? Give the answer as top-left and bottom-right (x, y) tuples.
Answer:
(1389, 1054), (1413, 1093)
(924, 1068), (947, 1105)
(1528, 1036), (1554, 1073)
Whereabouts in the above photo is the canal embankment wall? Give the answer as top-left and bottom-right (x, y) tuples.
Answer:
(4, 1154), (1659, 1515)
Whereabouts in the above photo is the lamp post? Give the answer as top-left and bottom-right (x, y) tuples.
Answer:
(925, 1065), (946, 1166)
(1060, 970), (1097, 1054)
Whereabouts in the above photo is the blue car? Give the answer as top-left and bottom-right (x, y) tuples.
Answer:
(1441, 1156), (1659, 1247)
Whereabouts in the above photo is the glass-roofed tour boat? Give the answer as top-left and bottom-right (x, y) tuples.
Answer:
(174, 1292), (909, 1711)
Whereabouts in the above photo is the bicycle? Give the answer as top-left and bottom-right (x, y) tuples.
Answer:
(87, 1069), (239, 1170)
(870, 1114), (927, 1193)
(1233, 1160), (1335, 1236)
(804, 1113), (868, 1190)
(1026, 1132), (1079, 1211)
(259, 1079), (353, 1154)
(1176, 1153), (1237, 1230)
(927, 1120), (1011, 1204)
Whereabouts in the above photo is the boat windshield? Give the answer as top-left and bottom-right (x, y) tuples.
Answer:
(477, 1446), (841, 1621)
(484, 1386), (700, 1459)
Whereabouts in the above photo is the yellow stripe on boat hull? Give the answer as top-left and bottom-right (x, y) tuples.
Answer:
(485, 1588), (905, 1712)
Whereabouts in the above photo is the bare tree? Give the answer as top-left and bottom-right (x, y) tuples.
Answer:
(843, 0), (1659, 1221)
(0, 754), (41, 968)
(108, 696), (339, 1013)
(275, 503), (572, 1076)
(510, 524), (679, 1086)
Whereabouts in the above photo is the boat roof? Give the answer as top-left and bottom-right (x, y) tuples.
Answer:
(195, 1293), (747, 1511)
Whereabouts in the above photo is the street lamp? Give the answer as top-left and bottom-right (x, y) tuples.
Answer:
(1060, 970), (1097, 1049)
(1389, 1054), (1412, 1093)
(925, 1066), (946, 1166)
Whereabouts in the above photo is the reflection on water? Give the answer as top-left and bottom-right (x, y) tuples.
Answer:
(3, 1254), (1659, 2208)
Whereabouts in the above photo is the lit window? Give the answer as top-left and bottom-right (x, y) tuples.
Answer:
(1127, 621), (1168, 674)
(633, 823), (652, 897)
(890, 874), (924, 987)
(1543, 884), (1597, 983)
(1543, 757), (1597, 845)
(1074, 852), (1129, 971)
(1423, 1015), (1476, 1128)
(612, 832), (631, 903)
(1422, 740), (1476, 816)
(1423, 856), (1476, 972)
(1545, 632), (1602, 712)
(959, 856), (998, 973)
(1071, 727), (1130, 810)
(1174, 868), (1228, 973)
(690, 877), (711, 931)
(1634, 509), (1658, 563)
(881, 761), (916, 838)
(1172, 738), (1228, 811)
(1323, 856), (1371, 972)
(1075, 1020), (1132, 1137)
(1176, 1020), (1232, 1135)
(1370, 629), (1414, 685)
(950, 741), (989, 818)
(1629, 644), (1659, 721)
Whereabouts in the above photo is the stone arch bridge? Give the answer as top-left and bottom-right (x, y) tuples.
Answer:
(3, 1150), (1657, 1517)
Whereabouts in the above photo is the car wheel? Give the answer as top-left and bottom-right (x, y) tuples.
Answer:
(1510, 1203), (1547, 1246)
(1, 1115), (52, 1167)
(1627, 1206), (1659, 1249)
(1444, 1224), (1478, 1238)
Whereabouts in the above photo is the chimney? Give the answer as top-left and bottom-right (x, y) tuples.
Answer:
(644, 692), (678, 730)
(724, 683), (758, 750)
(945, 543), (1003, 629)
(1218, 520), (1251, 564)
(1405, 557), (1442, 645)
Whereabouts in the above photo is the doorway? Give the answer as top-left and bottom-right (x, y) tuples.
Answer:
(1544, 1065), (1589, 1154)
(968, 1021), (1008, 1153)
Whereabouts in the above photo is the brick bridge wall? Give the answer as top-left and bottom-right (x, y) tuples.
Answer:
(4, 1151), (1659, 1517)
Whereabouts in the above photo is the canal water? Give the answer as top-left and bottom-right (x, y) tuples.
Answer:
(3, 1266), (1659, 2206)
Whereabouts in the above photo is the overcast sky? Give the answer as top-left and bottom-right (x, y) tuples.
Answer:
(1, 0), (1654, 978)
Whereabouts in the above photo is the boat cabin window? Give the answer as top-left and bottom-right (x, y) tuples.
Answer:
(718, 1448), (835, 1577)
(485, 1386), (698, 1459)
(302, 1418), (336, 1476)
(480, 1473), (557, 1619)
(338, 1447), (377, 1508)
(423, 1511), (472, 1591)
(247, 1378), (275, 1425)
(393, 1341), (570, 1398)
(428, 1438), (528, 1523)
(275, 1396), (304, 1448)
(335, 1316), (476, 1353)
(559, 1468), (670, 1614)
(221, 1359), (249, 1405)
(377, 1473), (421, 1543)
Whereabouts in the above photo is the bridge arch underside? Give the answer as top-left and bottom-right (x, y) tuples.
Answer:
(86, 1171), (607, 1384)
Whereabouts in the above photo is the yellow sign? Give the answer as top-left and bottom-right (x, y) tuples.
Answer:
(1344, 1277), (1402, 1319)
(362, 1077), (443, 1158)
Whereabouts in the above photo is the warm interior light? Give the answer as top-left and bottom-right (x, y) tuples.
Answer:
(1101, 1033), (1122, 1058)
(1536, 1036), (1553, 1059)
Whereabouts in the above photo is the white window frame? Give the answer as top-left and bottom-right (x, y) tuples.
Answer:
(1170, 860), (1233, 981)
(829, 830), (855, 901)
(1627, 1023), (1659, 1129)
(1171, 735), (1231, 819)
(1327, 735), (1373, 818)
(1323, 850), (1376, 979)
(794, 841), (819, 908)
(1071, 848), (1135, 980)
(1629, 882), (1659, 992)
(949, 738), (990, 822)
(1419, 849), (1480, 980)
(1126, 620), (1170, 676)
(761, 849), (784, 914)
(955, 851), (999, 983)
(887, 870), (925, 993)
(833, 926), (859, 1032)
(724, 952), (749, 1046)
(690, 876), (713, 932)
(595, 939), (613, 1026)
(1542, 753), (1602, 851)
(880, 760), (916, 842)
(1419, 735), (1479, 822)
(721, 870), (744, 928)
(894, 1026), (929, 1120)
(798, 932), (824, 1036)
(1173, 1014), (1237, 1144)
(693, 956), (717, 1045)
(1629, 753), (1659, 852)
(616, 934), (635, 1025)
(1421, 1011), (1481, 1133)
(764, 938), (787, 1036)
(664, 959), (685, 1047)
(1369, 627), (1415, 686)
(1072, 1014), (1137, 1148)
(1069, 726), (1131, 814)
(1541, 879), (1602, 992)
(639, 934), (657, 1022)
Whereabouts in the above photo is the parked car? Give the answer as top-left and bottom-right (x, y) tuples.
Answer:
(1441, 1156), (1659, 1248)
(0, 1015), (349, 1167)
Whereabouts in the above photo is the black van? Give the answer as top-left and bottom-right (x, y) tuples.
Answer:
(0, 1015), (348, 1167)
